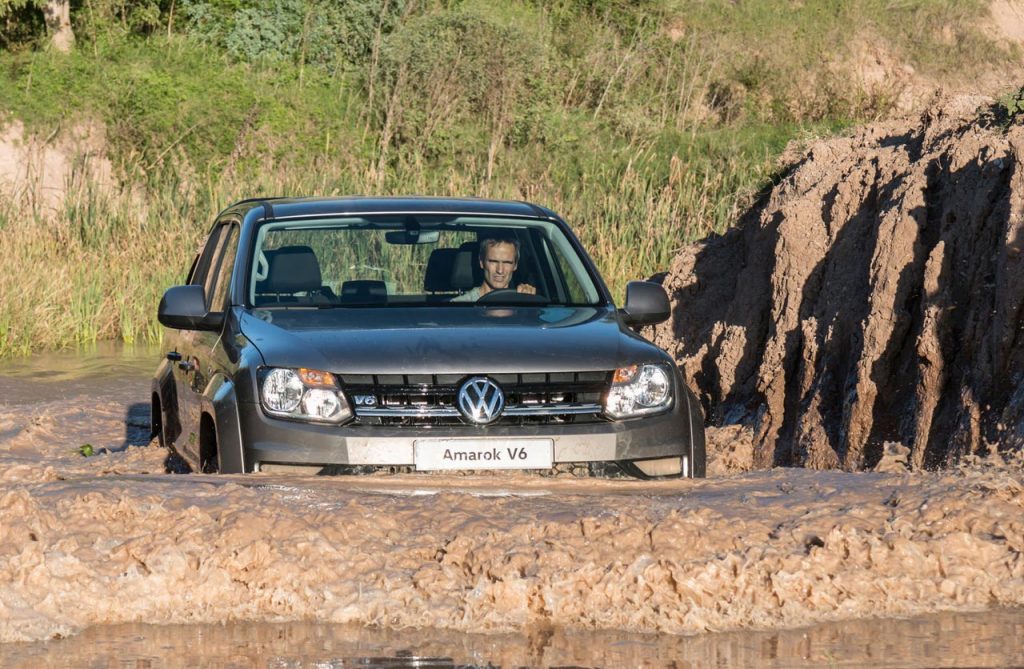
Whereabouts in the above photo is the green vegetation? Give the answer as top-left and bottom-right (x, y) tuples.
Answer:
(0, 0), (1018, 356)
(987, 85), (1024, 129)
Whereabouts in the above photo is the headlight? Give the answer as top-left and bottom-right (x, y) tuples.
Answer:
(262, 369), (305, 412)
(259, 367), (353, 424)
(604, 364), (673, 419)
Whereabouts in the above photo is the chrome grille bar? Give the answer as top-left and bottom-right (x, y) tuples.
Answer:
(356, 406), (460, 418)
(355, 403), (602, 418)
(503, 403), (602, 416)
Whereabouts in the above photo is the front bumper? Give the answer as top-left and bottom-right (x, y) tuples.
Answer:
(239, 399), (692, 470)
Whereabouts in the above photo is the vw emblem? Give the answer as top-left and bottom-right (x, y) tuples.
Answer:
(457, 377), (505, 425)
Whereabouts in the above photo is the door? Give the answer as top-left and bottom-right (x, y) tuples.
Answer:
(189, 222), (240, 472)
(170, 223), (230, 464)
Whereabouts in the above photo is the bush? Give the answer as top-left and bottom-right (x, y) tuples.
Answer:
(373, 9), (546, 161)
(180, 0), (404, 68)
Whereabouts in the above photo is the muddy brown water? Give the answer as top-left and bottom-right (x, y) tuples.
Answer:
(3, 608), (1023, 668)
(0, 344), (1022, 668)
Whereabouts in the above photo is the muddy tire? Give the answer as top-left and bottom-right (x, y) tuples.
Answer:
(151, 394), (166, 448)
(199, 414), (219, 474)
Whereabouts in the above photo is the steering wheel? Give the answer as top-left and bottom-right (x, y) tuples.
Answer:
(476, 288), (547, 304)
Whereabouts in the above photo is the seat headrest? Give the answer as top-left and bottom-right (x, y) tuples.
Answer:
(264, 245), (322, 293)
(424, 248), (461, 292)
(451, 249), (478, 290)
(341, 280), (387, 304)
(451, 241), (483, 290)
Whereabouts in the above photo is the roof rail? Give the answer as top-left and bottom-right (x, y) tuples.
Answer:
(520, 200), (554, 219)
(223, 196), (282, 220)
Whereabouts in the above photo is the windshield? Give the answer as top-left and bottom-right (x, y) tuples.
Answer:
(248, 215), (605, 308)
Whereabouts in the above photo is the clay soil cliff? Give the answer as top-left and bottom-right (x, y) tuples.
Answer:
(654, 96), (1024, 472)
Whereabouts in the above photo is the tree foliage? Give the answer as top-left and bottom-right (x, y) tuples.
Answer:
(0, 0), (34, 14)
(75, 0), (167, 39)
(0, 0), (43, 48)
(0, 0), (169, 48)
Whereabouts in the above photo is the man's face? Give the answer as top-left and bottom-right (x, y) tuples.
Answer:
(481, 242), (518, 291)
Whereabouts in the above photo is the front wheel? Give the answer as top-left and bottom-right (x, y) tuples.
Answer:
(199, 413), (220, 474)
(151, 393), (168, 448)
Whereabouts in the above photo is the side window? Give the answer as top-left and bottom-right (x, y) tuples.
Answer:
(208, 225), (240, 311)
(184, 254), (200, 285)
(544, 236), (587, 304)
(189, 225), (225, 289)
(517, 231), (549, 295)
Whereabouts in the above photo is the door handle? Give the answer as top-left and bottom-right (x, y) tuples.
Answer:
(166, 351), (182, 362)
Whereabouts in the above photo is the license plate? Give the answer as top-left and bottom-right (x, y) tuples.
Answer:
(414, 438), (554, 471)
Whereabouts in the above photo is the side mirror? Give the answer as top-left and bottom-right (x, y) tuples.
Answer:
(620, 281), (670, 327)
(158, 285), (225, 331)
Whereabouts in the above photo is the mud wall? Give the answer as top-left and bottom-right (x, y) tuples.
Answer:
(0, 119), (112, 214)
(654, 96), (1024, 471)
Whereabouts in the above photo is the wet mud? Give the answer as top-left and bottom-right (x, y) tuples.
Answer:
(654, 95), (1024, 471)
(1, 347), (1023, 661)
(0, 344), (166, 480)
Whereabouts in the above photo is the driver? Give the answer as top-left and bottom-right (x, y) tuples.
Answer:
(452, 238), (536, 302)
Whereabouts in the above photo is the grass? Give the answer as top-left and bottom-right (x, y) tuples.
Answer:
(0, 187), (185, 356)
(0, 0), (1018, 356)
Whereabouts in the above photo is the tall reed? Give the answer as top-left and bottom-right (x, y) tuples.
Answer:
(0, 132), (770, 357)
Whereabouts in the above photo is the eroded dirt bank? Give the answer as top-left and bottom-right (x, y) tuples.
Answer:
(2, 368), (1023, 646)
(654, 95), (1024, 471)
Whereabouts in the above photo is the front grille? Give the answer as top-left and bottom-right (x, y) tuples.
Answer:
(340, 371), (611, 426)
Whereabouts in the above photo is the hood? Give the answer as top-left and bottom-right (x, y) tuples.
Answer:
(238, 305), (664, 374)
